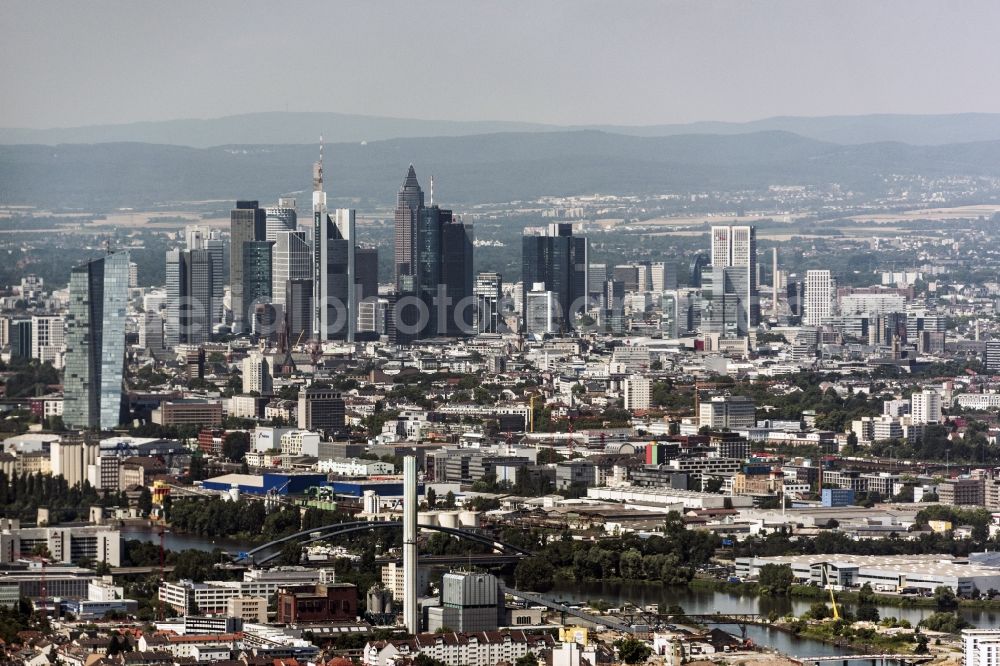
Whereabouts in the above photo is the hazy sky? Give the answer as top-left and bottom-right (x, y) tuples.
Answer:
(1, 0), (996, 128)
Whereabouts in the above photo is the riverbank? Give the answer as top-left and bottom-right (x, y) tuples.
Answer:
(688, 577), (1000, 611)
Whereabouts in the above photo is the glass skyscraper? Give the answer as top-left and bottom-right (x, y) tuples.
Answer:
(521, 223), (588, 332)
(63, 251), (129, 430)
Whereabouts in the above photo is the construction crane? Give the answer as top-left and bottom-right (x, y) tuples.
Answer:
(822, 563), (841, 620)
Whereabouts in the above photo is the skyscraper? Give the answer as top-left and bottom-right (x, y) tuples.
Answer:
(265, 198), (297, 242)
(184, 225), (225, 325)
(242, 240), (274, 307)
(804, 269), (834, 326)
(418, 204), (474, 336)
(521, 223), (588, 332)
(272, 230), (311, 309)
(230, 201), (267, 332)
(285, 279), (313, 343)
(355, 247), (379, 301)
(63, 251), (129, 431)
(310, 148), (358, 342)
(165, 249), (214, 346)
(474, 272), (502, 334)
(701, 226), (757, 336)
(394, 165), (424, 293)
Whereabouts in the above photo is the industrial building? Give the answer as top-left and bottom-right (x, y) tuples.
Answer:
(276, 582), (358, 624)
(736, 554), (1000, 595)
(0, 520), (122, 566)
(201, 472), (327, 496)
(426, 572), (504, 633)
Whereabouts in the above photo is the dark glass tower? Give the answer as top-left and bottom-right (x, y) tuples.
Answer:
(243, 240), (274, 308)
(230, 200), (266, 332)
(64, 251), (129, 430)
(521, 223), (588, 332)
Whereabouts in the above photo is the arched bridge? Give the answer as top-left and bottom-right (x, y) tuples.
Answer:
(238, 520), (534, 565)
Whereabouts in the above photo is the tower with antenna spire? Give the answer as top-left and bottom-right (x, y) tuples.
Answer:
(311, 135), (358, 343)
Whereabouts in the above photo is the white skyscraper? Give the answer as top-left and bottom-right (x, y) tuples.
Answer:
(804, 269), (834, 326)
(272, 230), (311, 308)
(963, 629), (1000, 666)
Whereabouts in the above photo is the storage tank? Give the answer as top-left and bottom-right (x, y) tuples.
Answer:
(418, 511), (439, 527)
(459, 511), (481, 528)
(366, 584), (393, 615)
(438, 511), (460, 529)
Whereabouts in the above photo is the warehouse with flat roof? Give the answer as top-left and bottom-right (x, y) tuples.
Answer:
(736, 554), (1000, 595)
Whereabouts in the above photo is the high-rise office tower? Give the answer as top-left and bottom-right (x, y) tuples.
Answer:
(603, 279), (625, 334)
(272, 230), (311, 309)
(230, 201), (267, 332)
(242, 240), (274, 308)
(265, 198), (297, 242)
(418, 205), (474, 337)
(313, 208), (356, 341)
(524, 283), (557, 336)
(521, 223), (588, 332)
(702, 227), (760, 336)
(474, 272), (502, 334)
(165, 249), (214, 346)
(10, 320), (32, 361)
(355, 247), (379, 334)
(612, 265), (640, 292)
(651, 261), (678, 292)
(588, 263), (608, 296)
(185, 226), (225, 325)
(64, 252), (129, 431)
(804, 270), (834, 326)
(311, 148), (357, 342)
(285, 279), (313, 343)
(394, 165), (425, 293)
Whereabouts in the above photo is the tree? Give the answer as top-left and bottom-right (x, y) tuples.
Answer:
(758, 563), (795, 595)
(614, 637), (652, 664)
(137, 486), (153, 516)
(805, 601), (830, 620)
(934, 585), (959, 612)
(443, 491), (456, 508)
(222, 431), (251, 462)
(426, 488), (437, 509)
(514, 557), (555, 592)
(515, 654), (539, 666)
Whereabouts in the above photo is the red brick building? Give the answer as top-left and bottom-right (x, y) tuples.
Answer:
(277, 583), (358, 624)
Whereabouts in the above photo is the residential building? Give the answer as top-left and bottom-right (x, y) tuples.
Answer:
(624, 375), (652, 411)
(911, 389), (942, 425)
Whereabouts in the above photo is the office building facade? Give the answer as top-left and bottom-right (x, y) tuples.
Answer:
(64, 252), (130, 431)
(521, 223), (588, 332)
(230, 201), (267, 332)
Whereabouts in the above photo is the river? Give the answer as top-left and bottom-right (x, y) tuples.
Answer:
(121, 526), (995, 655)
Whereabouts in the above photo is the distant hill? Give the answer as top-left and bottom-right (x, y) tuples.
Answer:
(7, 111), (1000, 147)
(5, 130), (1000, 210)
